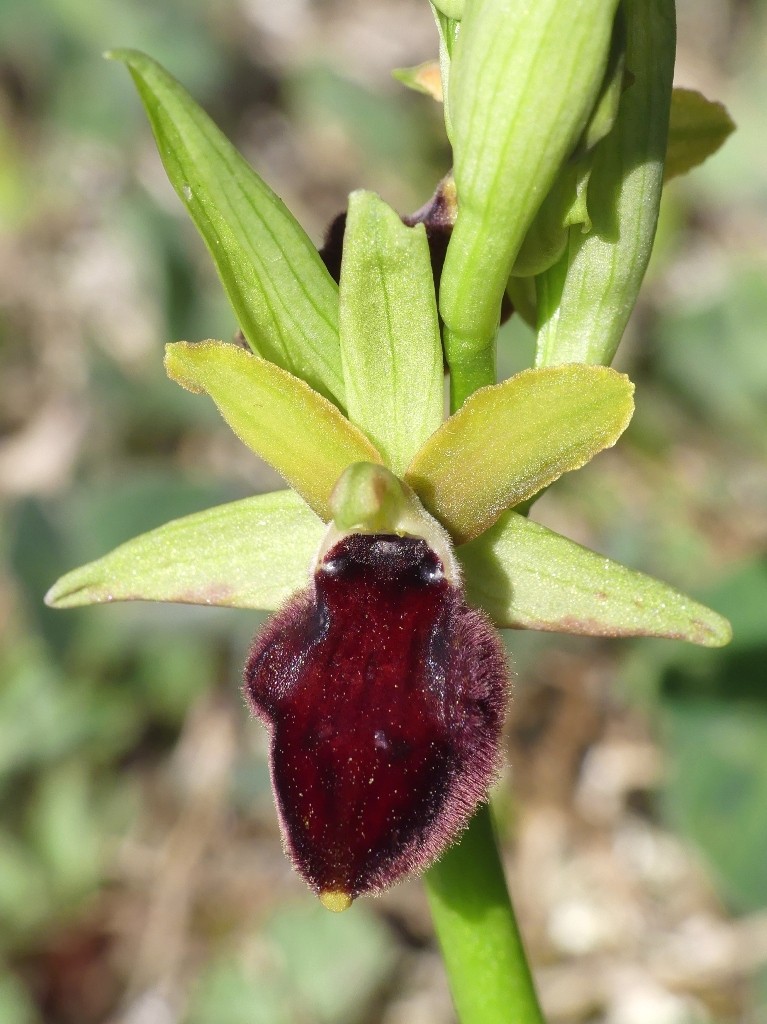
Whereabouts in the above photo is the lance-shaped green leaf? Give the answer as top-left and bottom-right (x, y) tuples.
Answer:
(439, 0), (620, 404)
(405, 365), (634, 544)
(165, 341), (382, 521)
(108, 49), (344, 406)
(339, 192), (443, 475)
(665, 88), (735, 182)
(535, 0), (675, 367)
(457, 509), (732, 647)
(45, 490), (325, 611)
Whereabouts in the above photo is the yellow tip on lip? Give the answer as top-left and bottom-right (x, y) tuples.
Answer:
(319, 889), (353, 913)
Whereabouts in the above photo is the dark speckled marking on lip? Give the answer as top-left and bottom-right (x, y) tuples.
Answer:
(244, 533), (509, 905)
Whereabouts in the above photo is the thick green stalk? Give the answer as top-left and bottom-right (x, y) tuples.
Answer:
(425, 339), (544, 1023)
(445, 330), (497, 409)
(424, 805), (545, 1024)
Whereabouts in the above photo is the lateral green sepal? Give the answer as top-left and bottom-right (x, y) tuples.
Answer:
(45, 490), (325, 610)
(458, 510), (732, 647)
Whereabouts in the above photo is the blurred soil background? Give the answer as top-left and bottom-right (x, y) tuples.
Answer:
(1, 0), (766, 1021)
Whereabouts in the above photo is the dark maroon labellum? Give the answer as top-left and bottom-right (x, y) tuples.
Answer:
(244, 533), (508, 909)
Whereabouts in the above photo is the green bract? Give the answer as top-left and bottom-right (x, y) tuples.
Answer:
(440, 0), (621, 405)
(107, 49), (345, 406)
(533, 0), (675, 367)
(46, 44), (731, 655)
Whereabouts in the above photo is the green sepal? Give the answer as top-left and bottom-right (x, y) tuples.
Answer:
(458, 509), (732, 647)
(391, 61), (443, 101)
(510, 8), (626, 279)
(405, 364), (634, 544)
(45, 490), (325, 611)
(107, 49), (345, 406)
(439, 0), (620, 384)
(165, 341), (383, 521)
(339, 191), (443, 475)
(534, 0), (675, 367)
(665, 88), (735, 182)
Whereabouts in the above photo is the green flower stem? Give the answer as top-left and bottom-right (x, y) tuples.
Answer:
(424, 329), (544, 1024)
(424, 805), (545, 1024)
(444, 329), (496, 409)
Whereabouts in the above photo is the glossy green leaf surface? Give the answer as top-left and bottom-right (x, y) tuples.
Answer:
(535, 0), (675, 367)
(109, 49), (344, 405)
(165, 341), (382, 521)
(45, 490), (325, 610)
(458, 510), (732, 646)
(339, 192), (443, 474)
(440, 0), (620, 385)
(665, 88), (735, 181)
(405, 365), (634, 544)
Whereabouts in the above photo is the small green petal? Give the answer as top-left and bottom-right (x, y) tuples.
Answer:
(45, 490), (325, 610)
(405, 364), (634, 544)
(339, 191), (443, 475)
(107, 49), (344, 406)
(165, 341), (383, 521)
(664, 88), (735, 181)
(458, 510), (732, 647)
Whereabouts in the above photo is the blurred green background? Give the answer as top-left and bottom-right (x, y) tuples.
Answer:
(1, 1), (766, 1022)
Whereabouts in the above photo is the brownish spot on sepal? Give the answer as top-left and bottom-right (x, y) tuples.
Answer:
(244, 533), (508, 904)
